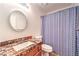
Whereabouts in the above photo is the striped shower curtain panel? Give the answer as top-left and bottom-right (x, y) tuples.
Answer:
(76, 7), (79, 56)
(42, 7), (76, 56)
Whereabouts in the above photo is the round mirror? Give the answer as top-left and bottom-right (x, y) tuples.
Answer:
(9, 10), (28, 32)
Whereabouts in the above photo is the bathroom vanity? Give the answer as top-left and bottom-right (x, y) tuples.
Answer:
(0, 37), (42, 56)
(16, 42), (42, 56)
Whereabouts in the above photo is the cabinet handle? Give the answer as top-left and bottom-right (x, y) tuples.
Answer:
(27, 50), (30, 52)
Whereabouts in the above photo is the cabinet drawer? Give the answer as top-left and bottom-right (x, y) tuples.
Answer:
(24, 50), (30, 56)
(16, 42), (42, 56)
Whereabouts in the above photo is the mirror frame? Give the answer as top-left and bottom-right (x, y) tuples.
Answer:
(9, 10), (28, 32)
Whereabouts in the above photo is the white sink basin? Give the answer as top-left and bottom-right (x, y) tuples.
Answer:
(13, 41), (35, 51)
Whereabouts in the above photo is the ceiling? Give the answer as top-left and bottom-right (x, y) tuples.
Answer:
(20, 3), (73, 15)
(30, 3), (73, 14)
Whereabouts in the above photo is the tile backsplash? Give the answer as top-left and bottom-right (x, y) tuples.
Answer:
(0, 36), (32, 47)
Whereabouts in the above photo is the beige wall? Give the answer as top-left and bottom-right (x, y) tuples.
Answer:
(0, 3), (42, 42)
(0, 3), (75, 42)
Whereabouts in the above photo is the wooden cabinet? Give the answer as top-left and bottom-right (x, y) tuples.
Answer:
(16, 42), (42, 56)
(35, 50), (42, 56)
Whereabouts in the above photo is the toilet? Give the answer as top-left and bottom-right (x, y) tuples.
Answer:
(33, 35), (53, 56)
(42, 44), (53, 56)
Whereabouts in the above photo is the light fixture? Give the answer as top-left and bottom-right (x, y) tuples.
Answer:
(20, 3), (30, 8)
(39, 3), (48, 6)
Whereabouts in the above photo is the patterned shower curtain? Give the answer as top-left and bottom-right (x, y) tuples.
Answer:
(41, 7), (76, 56)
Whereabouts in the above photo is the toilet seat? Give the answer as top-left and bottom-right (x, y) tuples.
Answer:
(42, 44), (53, 52)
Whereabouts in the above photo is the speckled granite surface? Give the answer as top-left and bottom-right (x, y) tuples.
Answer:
(0, 38), (42, 56)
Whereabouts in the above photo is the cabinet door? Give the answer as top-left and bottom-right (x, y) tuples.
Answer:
(29, 45), (40, 56)
(16, 43), (42, 56)
(35, 50), (42, 56)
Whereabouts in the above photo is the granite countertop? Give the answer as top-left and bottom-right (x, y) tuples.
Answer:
(0, 39), (42, 56)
